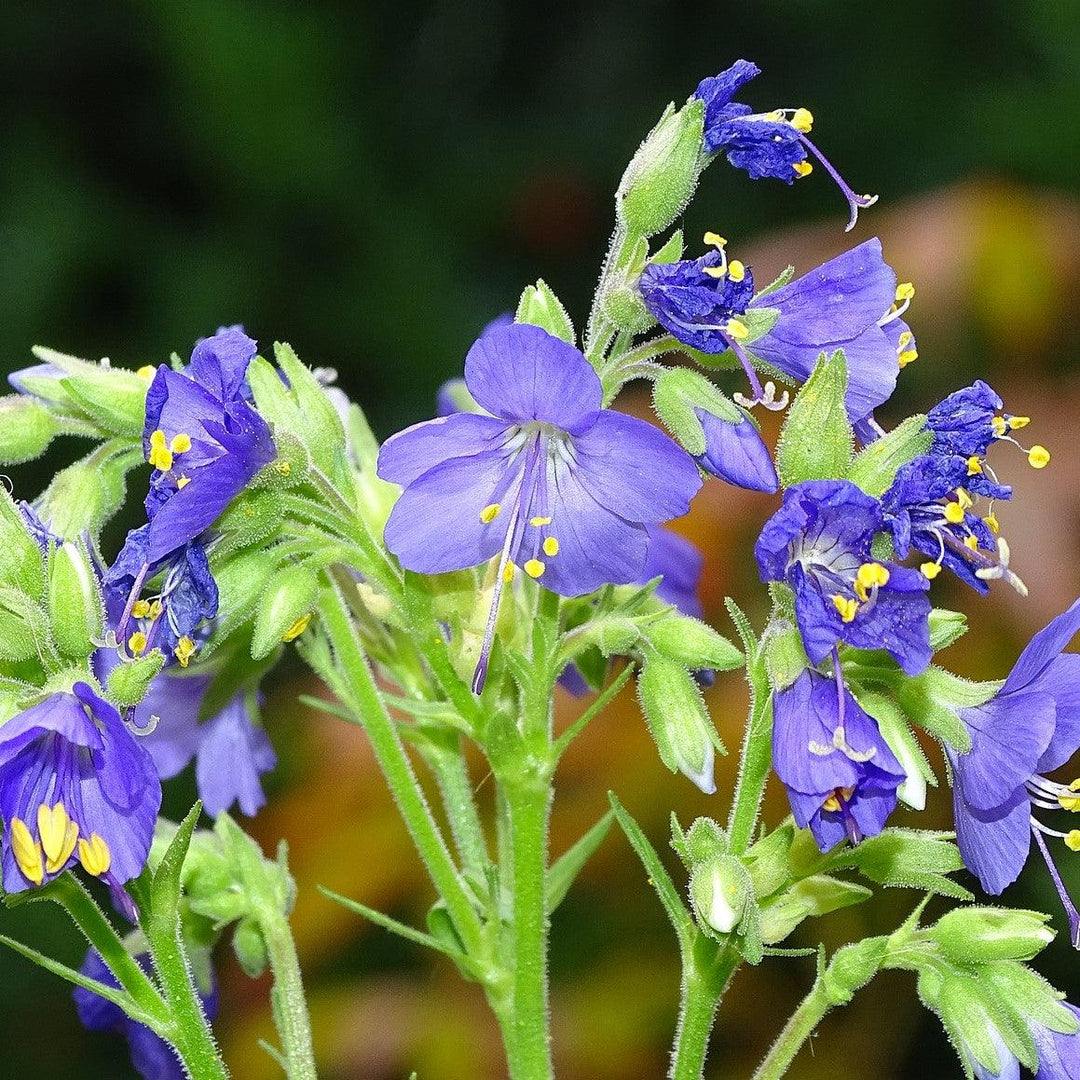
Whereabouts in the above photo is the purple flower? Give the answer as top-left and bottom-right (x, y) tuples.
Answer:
(772, 668), (905, 850)
(695, 407), (779, 493)
(75, 948), (217, 1080)
(378, 322), (702, 691)
(0, 683), (161, 897)
(755, 480), (932, 675)
(949, 599), (1080, 935)
(1030, 1004), (1080, 1080)
(641, 525), (705, 619)
(693, 60), (877, 230)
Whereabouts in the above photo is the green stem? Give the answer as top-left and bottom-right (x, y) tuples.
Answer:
(262, 909), (319, 1080)
(751, 981), (832, 1080)
(669, 951), (739, 1080)
(319, 582), (485, 957)
(726, 686), (774, 855)
(421, 729), (490, 879)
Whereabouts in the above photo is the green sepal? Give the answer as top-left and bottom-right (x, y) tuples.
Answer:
(209, 551), (278, 647)
(232, 917), (270, 978)
(47, 542), (103, 658)
(652, 366), (742, 456)
(107, 650), (167, 708)
(825, 828), (971, 900)
(546, 810), (615, 913)
(251, 565), (319, 660)
(776, 349), (854, 487)
(213, 488), (285, 557)
(753, 266), (795, 300)
(616, 98), (705, 237)
(847, 414), (931, 497)
(0, 489), (46, 597)
(0, 587), (54, 663)
(743, 824), (795, 899)
(737, 305), (781, 343)
(930, 908), (1055, 965)
(650, 229), (684, 264)
(642, 614), (743, 672)
(0, 395), (62, 464)
(979, 961), (1078, 1036)
(37, 441), (144, 540)
(758, 875), (872, 945)
(602, 235), (654, 333)
(61, 371), (149, 437)
(516, 279), (576, 344)
(855, 689), (938, 808)
(929, 608), (968, 652)
(893, 666), (999, 752)
(762, 620), (808, 692)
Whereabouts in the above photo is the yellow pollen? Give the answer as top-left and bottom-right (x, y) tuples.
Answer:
(765, 109), (784, 122)
(897, 331), (913, 348)
(1066, 830), (1080, 853)
(1068, 779), (1080, 792)
(956, 488), (973, 509)
(793, 160), (813, 178)
(128, 632), (148, 656)
(136, 365), (156, 380)
(702, 265), (728, 279)
(725, 318), (749, 341)
(10, 818), (44, 885)
(1028, 445), (1050, 469)
(480, 503), (501, 524)
(703, 232), (727, 248)
(790, 107), (814, 132)
(727, 260), (746, 283)
(174, 636), (196, 668)
(1008, 416), (1030, 430)
(856, 562), (890, 590)
(984, 512), (1000, 534)
(1059, 792), (1080, 813)
(964, 534), (979, 550)
(943, 502), (966, 524)
(991, 416), (1008, 437)
(502, 562), (516, 583)
(38, 803), (79, 873)
(176, 476), (191, 489)
(542, 537), (560, 557)
(274, 460), (292, 476)
(895, 282), (915, 302)
(78, 834), (112, 877)
(131, 600), (152, 619)
(897, 349), (918, 368)
(524, 559), (546, 579)
(282, 613), (312, 642)
(147, 429), (174, 471)
(921, 561), (942, 580)
(148, 600), (163, 620)
(821, 794), (841, 812)
(831, 595), (858, 623)
(966, 456), (983, 476)
(529, 516), (552, 527)
(169, 433), (192, 454)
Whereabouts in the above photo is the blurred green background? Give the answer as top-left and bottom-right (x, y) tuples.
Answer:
(2, 2), (1079, 1077)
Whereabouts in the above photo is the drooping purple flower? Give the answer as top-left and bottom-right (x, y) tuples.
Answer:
(755, 480), (932, 675)
(378, 322), (702, 691)
(948, 599), (1080, 938)
(695, 407), (779, 493)
(75, 948), (218, 1080)
(693, 59), (877, 230)
(0, 683), (161, 897)
(772, 667), (905, 850)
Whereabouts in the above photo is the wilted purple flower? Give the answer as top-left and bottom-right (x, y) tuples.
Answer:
(773, 667), (905, 849)
(75, 948), (217, 1080)
(0, 683), (160, 897)
(378, 322), (702, 691)
(949, 599), (1080, 940)
(755, 480), (931, 675)
(693, 59), (877, 230)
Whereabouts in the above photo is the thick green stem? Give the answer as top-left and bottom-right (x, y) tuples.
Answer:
(669, 948), (739, 1080)
(319, 583), (485, 956)
(751, 982), (832, 1080)
(262, 910), (319, 1080)
(726, 689), (774, 855)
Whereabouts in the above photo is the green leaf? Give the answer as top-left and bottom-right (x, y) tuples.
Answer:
(894, 666), (999, 752)
(928, 608), (968, 652)
(754, 266), (795, 299)
(828, 828), (972, 900)
(653, 366), (743, 456)
(776, 349), (854, 487)
(608, 792), (694, 951)
(516, 280), (575, 344)
(848, 414), (931, 497)
(547, 810), (615, 913)
(147, 803), (203, 937)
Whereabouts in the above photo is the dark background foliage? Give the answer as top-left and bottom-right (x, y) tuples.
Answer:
(1, 2), (1078, 1077)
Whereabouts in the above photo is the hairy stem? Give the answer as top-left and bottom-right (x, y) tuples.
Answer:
(726, 682), (774, 855)
(262, 909), (319, 1080)
(669, 950), (739, 1080)
(751, 981), (832, 1080)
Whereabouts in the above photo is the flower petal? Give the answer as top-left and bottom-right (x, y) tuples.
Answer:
(1003, 597), (1080, 697)
(1036, 654), (1080, 773)
(696, 409), (778, 493)
(950, 772), (1031, 895)
(377, 413), (511, 487)
(187, 326), (258, 403)
(196, 695), (277, 818)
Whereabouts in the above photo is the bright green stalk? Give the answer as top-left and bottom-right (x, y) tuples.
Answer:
(419, 728), (490, 879)
(261, 910), (319, 1080)
(669, 947), (739, 1080)
(751, 981), (833, 1080)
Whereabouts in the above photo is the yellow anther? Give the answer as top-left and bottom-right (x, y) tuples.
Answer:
(821, 794), (841, 812)
(176, 476), (191, 489)
(149, 429), (167, 448)
(703, 232), (727, 248)
(1066, 830), (1080, 853)
(1067, 779), (1080, 792)
(128, 632), (148, 656)
(136, 365), (156, 380)
(921, 562), (942, 580)
(792, 161), (813, 178)
(702, 265), (728, 279)
(725, 318), (749, 341)
(169, 433), (192, 454)
(148, 600), (163, 619)
(38, 803), (79, 873)
(964, 534), (979, 550)
(131, 600), (152, 619)
(529, 516), (552, 527)
(10, 818), (44, 885)
(984, 512), (1000, 535)
(174, 636), (196, 668)
(524, 559), (546, 579)
(831, 595), (859, 623)
(943, 502), (966, 524)
(897, 349), (918, 368)
(282, 613), (312, 642)
(956, 488), (973, 509)
(790, 107), (814, 132)
(897, 331), (913, 348)
(1059, 792), (1080, 813)
(479, 503), (501, 524)
(895, 282), (915, 302)
(727, 260), (746, 283)
(1028, 445), (1050, 469)
(502, 562), (516, 584)
(147, 429), (174, 471)
(542, 537), (560, 557)
(991, 416), (1008, 437)
(856, 563), (890, 590)
(78, 834), (112, 877)
(966, 456), (983, 476)
(1008, 416), (1030, 430)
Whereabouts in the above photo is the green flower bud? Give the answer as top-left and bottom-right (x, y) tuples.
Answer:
(928, 608), (968, 652)
(48, 543), (103, 658)
(821, 938), (888, 1005)
(644, 615), (742, 673)
(516, 280), (575, 344)
(937, 973), (1020, 1078)
(106, 650), (166, 709)
(689, 854), (752, 936)
(931, 907), (1055, 965)
(759, 875), (871, 945)
(743, 824), (794, 899)
(0, 587), (53, 662)
(61, 370), (149, 437)
(251, 565), (319, 661)
(617, 99), (705, 237)
(232, 917), (269, 978)
(682, 817), (729, 866)
(0, 396), (60, 464)
(762, 621), (808, 692)
(652, 367), (743, 458)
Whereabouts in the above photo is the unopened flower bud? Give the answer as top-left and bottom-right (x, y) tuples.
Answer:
(48, 543), (102, 658)
(232, 917), (269, 979)
(931, 907), (1055, 965)
(690, 855), (751, 935)
(0, 396), (60, 465)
